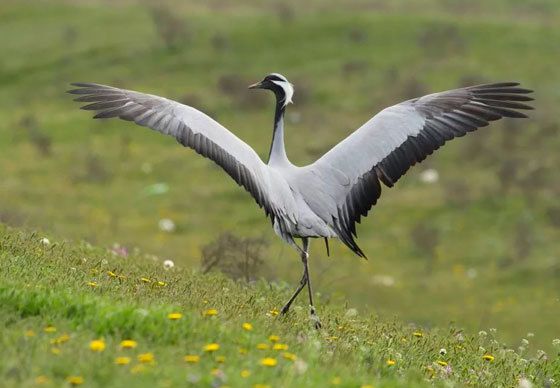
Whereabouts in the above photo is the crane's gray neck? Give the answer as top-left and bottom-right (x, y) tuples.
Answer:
(267, 101), (290, 166)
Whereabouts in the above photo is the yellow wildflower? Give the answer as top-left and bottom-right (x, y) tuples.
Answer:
(386, 359), (396, 366)
(140, 277), (151, 283)
(89, 339), (106, 352)
(240, 369), (251, 378)
(130, 364), (146, 374)
(167, 312), (183, 320)
(437, 360), (448, 366)
(361, 385), (374, 388)
(326, 336), (338, 342)
(482, 354), (495, 362)
(210, 368), (221, 376)
(138, 352), (155, 363)
(272, 343), (289, 351)
(268, 308), (279, 316)
(413, 332), (423, 338)
(120, 339), (138, 349)
(87, 281), (98, 288)
(215, 355), (226, 363)
(44, 326), (56, 333)
(282, 352), (297, 361)
(35, 375), (49, 384)
(332, 376), (342, 385)
(25, 330), (36, 337)
(156, 281), (167, 287)
(256, 343), (269, 350)
(238, 347), (248, 355)
(51, 348), (61, 355)
(203, 308), (218, 317)
(107, 271), (117, 277)
(260, 357), (277, 367)
(269, 335), (280, 342)
(184, 355), (200, 363)
(203, 343), (220, 352)
(66, 376), (84, 385)
(242, 322), (253, 331)
(118, 274), (126, 280)
(51, 333), (70, 345)
(115, 356), (131, 365)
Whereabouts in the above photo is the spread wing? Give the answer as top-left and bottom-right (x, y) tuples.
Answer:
(69, 83), (275, 218)
(306, 82), (533, 257)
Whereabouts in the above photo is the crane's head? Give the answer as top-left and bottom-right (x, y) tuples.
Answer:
(248, 73), (294, 107)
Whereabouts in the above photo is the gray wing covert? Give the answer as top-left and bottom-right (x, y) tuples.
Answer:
(69, 83), (274, 219)
(305, 83), (533, 257)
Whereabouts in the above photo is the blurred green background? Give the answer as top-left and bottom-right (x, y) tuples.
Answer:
(1, 0), (559, 350)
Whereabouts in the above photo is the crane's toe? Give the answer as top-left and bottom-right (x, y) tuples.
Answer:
(310, 306), (322, 329)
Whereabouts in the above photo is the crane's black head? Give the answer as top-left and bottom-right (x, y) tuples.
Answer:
(248, 73), (294, 107)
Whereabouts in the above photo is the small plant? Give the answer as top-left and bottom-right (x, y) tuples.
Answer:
(200, 232), (268, 282)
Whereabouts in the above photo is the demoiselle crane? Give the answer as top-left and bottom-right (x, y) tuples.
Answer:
(69, 73), (533, 328)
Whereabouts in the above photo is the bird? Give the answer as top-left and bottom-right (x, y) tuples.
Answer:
(68, 73), (533, 328)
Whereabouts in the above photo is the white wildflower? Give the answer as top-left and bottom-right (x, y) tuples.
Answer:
(371, 274), (395, 287)
(521, 338), (529, 346)
(163, 260), (175, 270)
(526, 332), (534, 338)
(518, 377), (532, 388)
(40, 237), (50, 245)
(552, 339), (560, 348)
(344, 308), (358, 318)
(293, 359), (308, 375)
(478, 331), (487, 337)
(439, 348), (447, 355)
(419, 168), (439, 184)
(158, 218), (176, 233)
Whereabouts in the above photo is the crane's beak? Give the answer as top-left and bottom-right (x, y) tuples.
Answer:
(248, 81), (263, 89)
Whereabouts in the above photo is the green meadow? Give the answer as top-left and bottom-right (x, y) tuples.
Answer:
(1, 0), (559, 386)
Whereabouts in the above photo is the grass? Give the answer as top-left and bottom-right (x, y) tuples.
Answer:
(1, 225), (558, 387)
(1, 0), (559, 370)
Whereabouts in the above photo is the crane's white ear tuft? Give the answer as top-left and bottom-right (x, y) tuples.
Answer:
(272, 80), (294, 107)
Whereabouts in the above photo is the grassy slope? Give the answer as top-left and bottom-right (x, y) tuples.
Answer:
(1, 225), (558, 387)
(0, 0), (559, 353)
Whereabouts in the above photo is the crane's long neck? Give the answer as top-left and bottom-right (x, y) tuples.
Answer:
(267, 101), (290, 166)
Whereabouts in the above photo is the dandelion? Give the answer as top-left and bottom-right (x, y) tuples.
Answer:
(86, 281), (98, 288)
(24, 330), (36, 337)
(215, 355), (226, 363)
(156, 281), (167, 287)
(331, 376), (342, 385)
(130, 365), (146, 374)
(256, 343), (269, 350)
(107, 271), (117, 277)
(51, 334), (70, 345)
(203, 343), (220, 352)
(268, 308), (279, 316)
(44, 326), (56, 333)
(167, 312), (182, 320)
(238, 347), (248, 355)
(184, 355), (200, 363)
(138, 352), (155, 363)
(272, 343), (289, 351)
(203, 308), (218, 317)
(326, 336), (338, 342)
(386, 359), (396, 366)
(437, 360), (448, 366)
(282, 352), (297, 361)
(140, 277), (151, 283)
(413, 332), (423, 338)
(89, 339), (106, 352)
(260, 357), (277, 367)
(66, 376), (84, 385)
(242, 322), (253, 331)
(240, 369), (251, 378)
(35, 375), (49, 385)
(482, 354), (495, 362)
(120, 339), (138, 349)
(115, 356), (131, 365)
(163, 259), (175, 269)
(269, 335), (280, 342)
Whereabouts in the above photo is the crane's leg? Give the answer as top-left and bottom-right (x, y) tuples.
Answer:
(280, 238), (309, 315)
(304, 241), (322, 329)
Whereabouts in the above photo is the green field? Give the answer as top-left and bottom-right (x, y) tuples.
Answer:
(1, 0), (559, 385)
(1, 225), (558, 387)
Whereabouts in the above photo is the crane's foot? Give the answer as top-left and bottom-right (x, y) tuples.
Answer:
(310, 306), (322, 329)
(280, 303), (291, 316)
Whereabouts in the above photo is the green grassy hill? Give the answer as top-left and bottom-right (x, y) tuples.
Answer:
(1, 225), (558, 387)
(1, 0), (559, 360)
